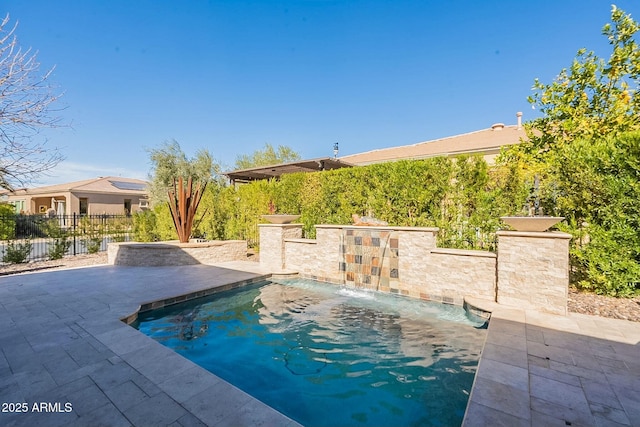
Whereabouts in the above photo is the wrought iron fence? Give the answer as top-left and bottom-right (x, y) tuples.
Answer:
(0, 214), (133, 264)
(437, 223), (498, 252)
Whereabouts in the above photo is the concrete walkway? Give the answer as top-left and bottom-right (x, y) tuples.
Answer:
(0, 262), (638, 426)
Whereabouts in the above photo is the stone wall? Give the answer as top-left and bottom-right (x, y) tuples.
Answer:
(283, 238), (319, 276)
(265, 224), (496, 303)
(496, 230), (571, 315)
(314, 226), (344, 283)
(261, 223), (572, 315)
(395, 228), (438, 297)
(108, 240), (247, 266)
(259, 224), (302, 271)
(423, 249), (497, 305)
(282, 226), (343, 283)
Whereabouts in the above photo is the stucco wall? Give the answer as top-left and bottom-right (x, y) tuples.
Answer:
(73, 192), (146, 215)
(5, 191), (145, 215)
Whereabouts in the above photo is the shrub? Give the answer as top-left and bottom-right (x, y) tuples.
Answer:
(82, 237), (102, 254)
(3, 240), (32, 264)
(569, 221), (640, 297)
(550, 133), (640, 296)
(106, 216), (130, 242)
(76, 217), (105, 254)
(0, 204), (16, 240)
(148, 155), (526, 248)
(48, 237), (71, 260)
(133, 210), (159, 242)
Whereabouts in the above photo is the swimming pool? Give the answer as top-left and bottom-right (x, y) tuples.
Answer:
(134, 278), (487, 427)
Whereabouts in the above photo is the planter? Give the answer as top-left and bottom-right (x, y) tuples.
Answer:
(500, 216), (564, 232)
(261, 215), (301, 224)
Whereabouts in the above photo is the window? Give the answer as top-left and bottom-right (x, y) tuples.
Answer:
(10, 200), (25, 213)
(79, 198), (88, 215)
(124, 199), (132, 215)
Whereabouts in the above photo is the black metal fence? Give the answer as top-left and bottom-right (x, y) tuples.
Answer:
(0, 214), (133, 264)
(437, 223), (498, 252)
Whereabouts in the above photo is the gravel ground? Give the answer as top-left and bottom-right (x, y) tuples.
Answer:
(568, 287), (640, 322)
(0, 253), (109, 276)
(2, 253), (639, 322)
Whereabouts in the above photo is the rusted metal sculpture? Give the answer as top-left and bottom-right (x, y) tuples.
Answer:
(167, 176), (207, 243)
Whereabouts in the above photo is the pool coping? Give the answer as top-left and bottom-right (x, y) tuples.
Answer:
(116, 267), (640, 427)
(121, 275), (271, 325)
(0, 262), (303, 427)
(1, 261), (638, 426)
(129, 274), (489, 426)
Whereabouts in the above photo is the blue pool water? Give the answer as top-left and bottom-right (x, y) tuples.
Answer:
(134, 279), (488, 427)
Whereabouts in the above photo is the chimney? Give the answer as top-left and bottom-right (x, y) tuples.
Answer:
(516, 111), (523, 129)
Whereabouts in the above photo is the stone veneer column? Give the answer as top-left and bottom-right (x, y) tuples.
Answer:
(314, 226), (343, 283)
(496, 230), (572, 315)
(396, 227), (439, 297)
(259, 224), (302, 271)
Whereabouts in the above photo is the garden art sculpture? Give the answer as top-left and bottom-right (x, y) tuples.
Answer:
(167, 176), (206, 243)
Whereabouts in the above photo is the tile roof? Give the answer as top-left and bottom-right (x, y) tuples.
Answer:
(3, 176), (148, 196)
(339, 124), (527, 165)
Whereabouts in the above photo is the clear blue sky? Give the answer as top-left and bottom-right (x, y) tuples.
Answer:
(4, 0), (639, 185)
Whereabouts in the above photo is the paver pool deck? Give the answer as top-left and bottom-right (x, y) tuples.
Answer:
(0, 261), (638, 427)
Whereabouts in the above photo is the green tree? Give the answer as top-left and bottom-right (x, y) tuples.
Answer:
(505, 5), (640, 296)
(146, 140), (225, 206)
(524, 5), (640, 154)
(234, 143), (301, 169)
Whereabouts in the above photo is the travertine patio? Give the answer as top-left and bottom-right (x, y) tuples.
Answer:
(463, 298), (640, 426)
(0, 262), (638, 426)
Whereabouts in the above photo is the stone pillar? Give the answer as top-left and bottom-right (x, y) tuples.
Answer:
(259, 224), (302, 271)
(314, 225), (344, 283)
(496, 230), (572, 315)
(397, 227), (439, 297)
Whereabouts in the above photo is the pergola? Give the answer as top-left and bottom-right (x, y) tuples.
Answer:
(224, 157), (353, 184)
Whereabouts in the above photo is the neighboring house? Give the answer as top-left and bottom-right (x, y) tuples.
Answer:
(224, 114), (527, 183)
(0, 176), (149, 215)
(340, 115), (527, 166)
